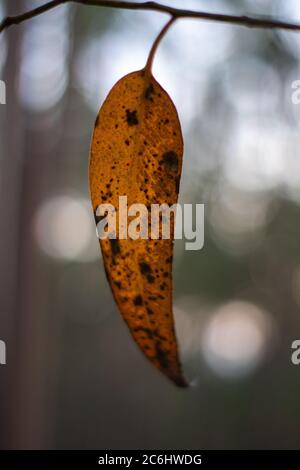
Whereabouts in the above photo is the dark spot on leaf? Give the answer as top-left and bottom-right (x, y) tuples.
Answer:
(147, 274), (155, 284)
(133, 295), (143, 306)
(145, 84), (154, 101)
(114, 280), (122, 289)
(139, 261), (151, 275)
(155, 341), (169, 369)
(126, 109), (139, 126)
(109, 239), (120, 256)
(160, 151), (178, 172)
(133, 326), (153, 337)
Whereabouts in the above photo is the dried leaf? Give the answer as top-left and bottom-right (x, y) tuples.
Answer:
(89, 67), (186, 387)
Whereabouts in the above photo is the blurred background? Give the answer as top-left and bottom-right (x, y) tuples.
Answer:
(1, 0), (300, 450)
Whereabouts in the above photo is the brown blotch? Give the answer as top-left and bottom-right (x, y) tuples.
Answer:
(147, 274), (155, 284)
(126, 109), (139, 126)
(109, 239), (120, 256)
(139, 261), (151, 275)
(148, 295), (157, 301)
(160, 151), (178, 172)
(133, 326), (153, 338)
(145, 84), (154, 101)
(155, 341), (169, 369)
(133, 294), (143, 306)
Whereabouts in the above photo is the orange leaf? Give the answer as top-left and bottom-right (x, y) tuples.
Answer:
(90, 59), (186, 387)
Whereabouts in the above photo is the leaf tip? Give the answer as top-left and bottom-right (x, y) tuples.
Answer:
(173, 376), (189, 388)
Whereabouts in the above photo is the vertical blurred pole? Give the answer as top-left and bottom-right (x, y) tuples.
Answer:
(0, 0), (25, 449)
(0, 1), (73, 449)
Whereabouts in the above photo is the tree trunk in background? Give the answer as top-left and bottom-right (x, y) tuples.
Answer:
(0, 0), (71, 449)
(0, 0), (25, 450)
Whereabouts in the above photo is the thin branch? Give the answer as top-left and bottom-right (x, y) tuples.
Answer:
(1, 0), (300, 35)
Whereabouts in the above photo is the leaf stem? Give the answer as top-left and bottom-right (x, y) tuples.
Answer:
(144, 16), (176, 74)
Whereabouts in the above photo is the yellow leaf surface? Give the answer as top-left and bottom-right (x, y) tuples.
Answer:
(89, 68), (186, 387)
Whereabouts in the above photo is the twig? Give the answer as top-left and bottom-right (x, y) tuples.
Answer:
(1, 0), (300, 35)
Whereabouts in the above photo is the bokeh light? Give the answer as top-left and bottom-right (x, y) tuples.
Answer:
(201, 301), (274, 378)
(34, 195), (99, 262)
